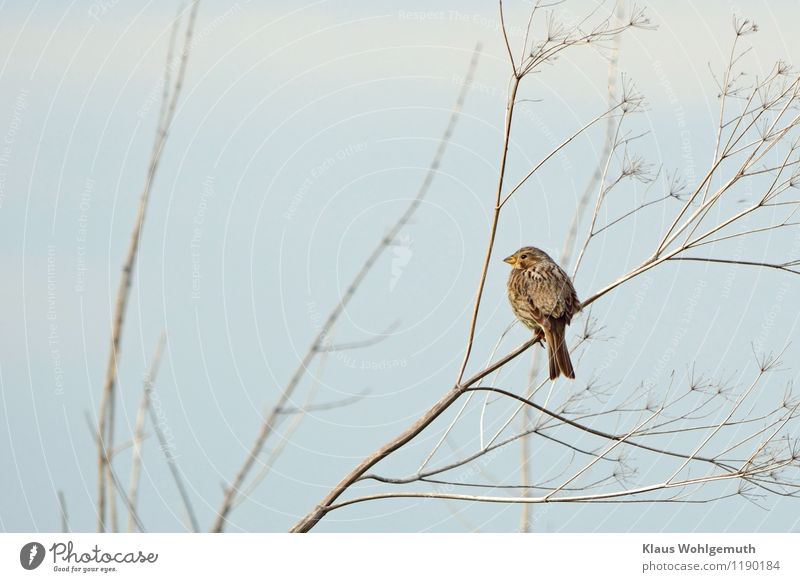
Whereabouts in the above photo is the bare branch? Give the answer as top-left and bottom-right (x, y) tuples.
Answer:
(57, 490), (69, 533)
(215, 45), (484, 532)
(85, 413), (146, 533)
(96, 1), (199, 532)
(145, 380), (200, 532)
(667, 257), (800, 275)
(288, 5), (800, 534)
(275, 389), (370, 415)
(499, 0), (518, 75)
(128, 332), (166, 532)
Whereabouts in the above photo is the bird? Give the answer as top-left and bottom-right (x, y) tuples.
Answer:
(504, 246), (580, 380)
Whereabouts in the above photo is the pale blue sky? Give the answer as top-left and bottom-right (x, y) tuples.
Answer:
(1, 0), (799, 532)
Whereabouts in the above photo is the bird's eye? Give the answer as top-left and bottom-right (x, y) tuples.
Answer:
(520, 254), (528, 259)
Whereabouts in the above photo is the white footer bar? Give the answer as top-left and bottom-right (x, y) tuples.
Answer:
(1, 533), (797, 581)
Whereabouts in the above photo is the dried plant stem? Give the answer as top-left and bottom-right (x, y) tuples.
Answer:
(499, 102), (628, 209)
(57, 490), (69, 533)
(665, 365), (768, 484)
(291, 2), (650, 533)
(522, 33), (622, 530)
(571, 117), (625, 278)
(212, 45), (483, 532)
(290, 389), (467, 532)
(127, 332), (166, 532)
(421, 320), (516, 473)
(145, 372), (200, 533)
(321, 470), (765, 510)
(361, 366), (775, 487)
(324, 361), (797, 511)
(455, 74), (520, 386)
(289, 8), (800, 534)
(96, 1), (198, 532)
(544, 407), (663, 501)
(518, 352), (539, 531)
(289, 337), (540, 532)
(231, 349), (331, 511)
(86, 413), (147, 532)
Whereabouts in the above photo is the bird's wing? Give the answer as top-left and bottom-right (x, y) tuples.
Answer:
(522, 263), (577, 321)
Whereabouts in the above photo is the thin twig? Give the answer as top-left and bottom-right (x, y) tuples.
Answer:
(128, 332), (166, 532)
(96, 1), (199, 532)
(232, 349), (332, 511)
(454, 74), (521, 386)
(214, 45), (483, 532)
(289, 7), (800, 534)
(275, 389), (369, 415)
(498, 0), (517, 74)
(146, 387), (200, 532)
(291, 3), (649, 533)
(85, 413), (146, 532)
(57, 490), (69, 533)
(323, 470), (762, 512)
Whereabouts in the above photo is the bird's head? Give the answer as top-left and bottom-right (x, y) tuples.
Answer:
(503, 246), (550, 269)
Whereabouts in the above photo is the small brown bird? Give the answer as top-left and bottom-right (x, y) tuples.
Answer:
(504, 246), (580, 380)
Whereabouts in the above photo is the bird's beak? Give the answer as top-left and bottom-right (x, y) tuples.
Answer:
(503, 255), (516, 265)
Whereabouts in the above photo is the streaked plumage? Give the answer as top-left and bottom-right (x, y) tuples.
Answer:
(504, 246), (580, 380)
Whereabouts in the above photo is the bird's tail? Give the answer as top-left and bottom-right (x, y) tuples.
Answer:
(545, 321), (575, 380)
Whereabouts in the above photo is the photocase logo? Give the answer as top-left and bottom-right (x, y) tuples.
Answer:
(20, 542), (45, 570)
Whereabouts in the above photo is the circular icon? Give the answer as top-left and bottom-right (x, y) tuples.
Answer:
(20, 542), (46, 570)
